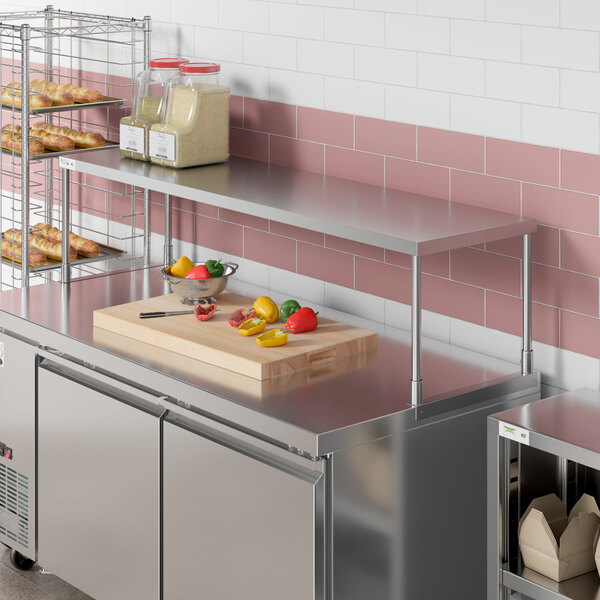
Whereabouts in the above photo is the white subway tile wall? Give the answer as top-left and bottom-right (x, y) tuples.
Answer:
(11, 0), (600, 154)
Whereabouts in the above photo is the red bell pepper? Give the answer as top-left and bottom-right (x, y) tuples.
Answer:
(285, 307), (318, 333)
(194, 303), (217, 321)
(184, 264), (212, 279)
(227, 308), (257, 327)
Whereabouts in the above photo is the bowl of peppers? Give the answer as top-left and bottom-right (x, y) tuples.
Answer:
(162, 256), (239, 303)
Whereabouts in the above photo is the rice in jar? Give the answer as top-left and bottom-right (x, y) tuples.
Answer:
(120, 58), (189, 161)
(149, 62), (229, 169)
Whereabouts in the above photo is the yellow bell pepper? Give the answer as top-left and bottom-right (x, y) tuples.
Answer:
(171, 255), (195, 278)
(253, 296), (279, 323)
(238, 317), (266, 336)
(256, 329), (288, 348)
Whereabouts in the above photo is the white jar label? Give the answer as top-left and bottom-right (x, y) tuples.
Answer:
(120, 124), (145, 154)
(149, 130), (175, 162)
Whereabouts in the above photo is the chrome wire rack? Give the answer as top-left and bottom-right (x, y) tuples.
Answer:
(0, 7), (151, 289)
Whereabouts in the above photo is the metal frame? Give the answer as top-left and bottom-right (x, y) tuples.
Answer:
(0, 7), (150, 290)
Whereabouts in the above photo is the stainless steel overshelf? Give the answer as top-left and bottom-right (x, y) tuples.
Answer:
(0, 267), (539, 456)
(59, 148), (537, 256)
(502, 561), (600, 600)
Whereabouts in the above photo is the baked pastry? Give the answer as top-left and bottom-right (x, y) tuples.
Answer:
(28, 80), (74, 106)
(30, 79), (103, 103)
(1, 130), (45, 155)
(3, 229), (77, 262)
(34, 222), (100, 257)
(31, 121), (105, 148)
(1, 240), (47, 266)
(3, 124), (74, 152)
(1, 85), (52, 109)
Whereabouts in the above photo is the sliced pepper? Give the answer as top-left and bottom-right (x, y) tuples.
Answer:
(205, 258), (224, 278)
(171, 255), (195, 278)
(285, 307), (318, 333)
(194, 303), (217, 321)
(228, 308), (257, 327)
(256, 329), (288, 347)
(279, 299), (301, 321)
(184, 264), (212, 279)
(253, 296), (279, 323)
(238, 317), (266, 336)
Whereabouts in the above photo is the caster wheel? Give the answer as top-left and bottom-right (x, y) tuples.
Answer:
(9, 549), (35, 571)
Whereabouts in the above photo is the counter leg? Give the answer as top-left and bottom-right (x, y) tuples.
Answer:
(410, 255), (422, 406)
(522, 233), (533, 375)
(164, 193), (172, 266)
(61, 167), (71, 284)
(144, 188), (151, 266)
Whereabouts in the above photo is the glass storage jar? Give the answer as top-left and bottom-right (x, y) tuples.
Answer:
(120, 57), (189, 161)
(149, 62), (230, 169)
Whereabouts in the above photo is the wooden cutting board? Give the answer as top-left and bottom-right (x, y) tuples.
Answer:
(93, 292), (377, 380)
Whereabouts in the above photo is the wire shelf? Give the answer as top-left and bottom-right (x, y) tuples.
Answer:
(0, 7), (151, 289)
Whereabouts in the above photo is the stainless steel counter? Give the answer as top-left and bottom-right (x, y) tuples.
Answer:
(59, 149), (536, 256)
(0, 267), (538, 455)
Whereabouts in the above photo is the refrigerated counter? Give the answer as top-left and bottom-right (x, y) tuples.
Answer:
(0, 268), (539, 600)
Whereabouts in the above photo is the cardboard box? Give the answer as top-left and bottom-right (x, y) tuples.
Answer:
(518, 493), (600, 582)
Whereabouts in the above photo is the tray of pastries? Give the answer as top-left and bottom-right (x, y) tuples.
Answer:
(1, 223), (124, 272)
(1, 79), (124, 113)
(1, 122), (117, 159)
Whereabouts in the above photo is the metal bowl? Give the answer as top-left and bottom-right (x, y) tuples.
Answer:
(161, 262), (239, 304)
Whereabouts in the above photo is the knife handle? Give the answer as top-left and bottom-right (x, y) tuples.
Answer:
(139, 312), (169, 318)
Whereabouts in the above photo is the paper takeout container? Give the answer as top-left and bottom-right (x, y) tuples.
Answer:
(518, 493), (600, 582)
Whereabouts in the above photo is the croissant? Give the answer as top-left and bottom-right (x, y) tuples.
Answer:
(31, 79), (103, 103)
(3, 124), (74, 152)
(1, 130), (45, 155)
(3, 229), (77, 262)
(31, 121), (105, 149)
(1, 240), (47, 266)
(1, 85), (52, 109)
(34, 222), (100, 257)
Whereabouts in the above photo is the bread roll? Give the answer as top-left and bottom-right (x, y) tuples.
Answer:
(28, 80), (74, 106)
(34, 222), (100, 257)
(3, 229), (77, 262)
(31, 79), (103, 103)
(1, 84), (53, 109)
(1, 130), (45, 155)
(2, 124), (74, 152)
(1, 240), (47, 266)
(31, 121), (105, 149)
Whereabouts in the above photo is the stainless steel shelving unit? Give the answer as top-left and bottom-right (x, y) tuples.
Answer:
(59, 149), (538, 404)
(488, 389), (600, 600)
(0, 7), (150, 289)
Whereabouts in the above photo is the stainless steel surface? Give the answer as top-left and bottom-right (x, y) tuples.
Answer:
(61, 167), (70, 284)
(161, 261), (239, 301)
(0, 330), (36, 558)
(0, 268), (540, 456)
(410, 254), (422, 405)
(164, 193), (172, 265)
(503, 561), (600, 600)
(37, 359), (162, 600)
(61, 148), (537, 256)
(522, 233), (533, 375)
(0, 97), (124, 115)
(163, 412), (326, 599)
(491, 388), (600, 468)
(331, 384), (540, 600)
(143, 189), (151, 265)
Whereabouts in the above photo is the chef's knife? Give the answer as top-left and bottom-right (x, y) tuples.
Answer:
(139, 310), (194, 319)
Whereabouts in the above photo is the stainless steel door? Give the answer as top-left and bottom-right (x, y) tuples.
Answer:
(163, 412), (327, 600)
(0, 330), (36, 557)
(37, 358), (163, 600)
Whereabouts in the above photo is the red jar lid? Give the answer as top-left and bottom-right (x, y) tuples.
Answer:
(179, 62), (220, 74)
(149, 58), (190, 69)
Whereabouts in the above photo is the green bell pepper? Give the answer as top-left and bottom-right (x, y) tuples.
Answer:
(279, 299), (301, 321)
(204, 259), (224, 278)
